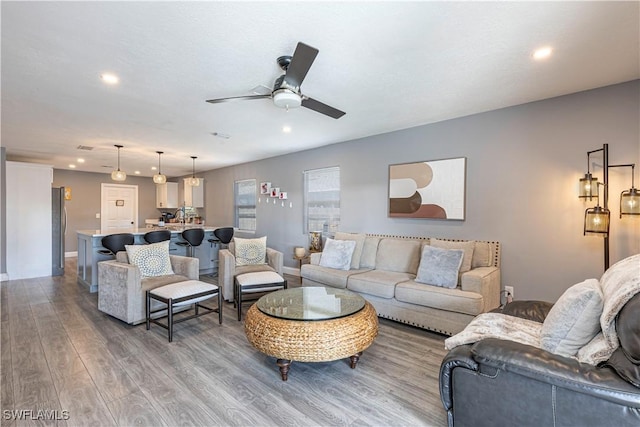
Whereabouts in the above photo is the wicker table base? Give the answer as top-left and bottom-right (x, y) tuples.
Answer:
(245, 301), (378, 381)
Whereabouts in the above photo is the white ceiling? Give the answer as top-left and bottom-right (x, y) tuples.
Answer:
(2, 1), (638, 178)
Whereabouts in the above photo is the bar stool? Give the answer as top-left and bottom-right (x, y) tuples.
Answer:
(144, 230), (171, 244)
(175, 228), (204, 257)
(97, 233), (134, 257)
(209, 227), (234, 249)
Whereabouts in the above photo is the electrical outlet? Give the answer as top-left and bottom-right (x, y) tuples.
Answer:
(95, 213), (100, 219)
(505, 286), (514, 299)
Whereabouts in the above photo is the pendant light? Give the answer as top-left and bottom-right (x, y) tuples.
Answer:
(110, 144), (127, 181)
(186, 156), (200, 186)
(153, 151), (167, 184)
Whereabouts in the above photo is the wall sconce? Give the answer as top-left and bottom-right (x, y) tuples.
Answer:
(153, 151), (167, 184)
(578, 143), (637, 270)
(186, 156), (200, 186)
(110, 144), (127, 182)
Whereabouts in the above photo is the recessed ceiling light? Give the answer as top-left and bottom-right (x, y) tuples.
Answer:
(77, 158), (85, 163)
(100, 73), (119, 84)
(282, 126), (292, 133)
(69, 164), (76, 169)
(533, 47), (552, 60)
(134, 170), (141, 175)
(151, 166), (157, 171)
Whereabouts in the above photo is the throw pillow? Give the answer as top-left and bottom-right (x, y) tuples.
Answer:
(334, 232), (366, 269)
(415, 245), (464, 289)
(540, 278), (603, 357)
(319, 238), (357, 271)
(125, 241), (173, 278)
(430, 239), (475, 273)
(234, 236), (267, 266)
(472, 241), (492, 268)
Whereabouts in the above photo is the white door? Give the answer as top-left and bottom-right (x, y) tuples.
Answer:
(101, 184), (138, 232)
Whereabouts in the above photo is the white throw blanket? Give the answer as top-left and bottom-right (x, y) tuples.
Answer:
(445, 254), (640, 366)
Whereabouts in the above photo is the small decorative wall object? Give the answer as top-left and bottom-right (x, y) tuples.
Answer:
(388, 157), (466, 220)
(279, 192), (288, 199)
(270, 187), (280, 197)
(260, 182), (271, 194)
(115, 200), (125, 206)
(64, 187), (72, 200)
(309, 231), (323, 252)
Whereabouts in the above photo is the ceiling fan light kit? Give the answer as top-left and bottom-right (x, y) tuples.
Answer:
(206, 41), (345, 119)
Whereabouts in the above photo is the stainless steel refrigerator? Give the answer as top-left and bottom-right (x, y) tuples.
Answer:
(52, 187), (66, 276)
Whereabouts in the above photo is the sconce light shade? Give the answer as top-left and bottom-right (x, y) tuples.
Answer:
(578, 173), (598, 199)
(111, 144), (127, 182)
(620, 188), (640, 217)
(584, 205), (610, 236)
(153, 151), (167, 184)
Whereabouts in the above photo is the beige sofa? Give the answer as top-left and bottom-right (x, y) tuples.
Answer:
(301, 234), (501, 335)
(218, 241), (284, 302)
(97, 252), (199, 325)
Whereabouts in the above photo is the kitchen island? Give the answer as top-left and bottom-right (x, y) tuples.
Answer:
(77, 226), (224, 293)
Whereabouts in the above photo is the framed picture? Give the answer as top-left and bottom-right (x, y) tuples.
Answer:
(388, 157), (466, 220)
(64, 187), (72, 201)
(270, 187), (280, 197)
(279, 192), (287, 199)
(260, 182), (271, 194)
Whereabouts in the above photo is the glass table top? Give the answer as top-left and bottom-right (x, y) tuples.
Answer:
(256, 287), (366, 321)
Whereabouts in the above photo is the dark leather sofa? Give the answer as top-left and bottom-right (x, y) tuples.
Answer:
(439, 299), (640, 427)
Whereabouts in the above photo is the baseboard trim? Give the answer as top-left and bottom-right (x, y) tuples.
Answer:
(0, 273), (8, 282)
(283, 266), (301, 277)
(65, 251), (78, 258)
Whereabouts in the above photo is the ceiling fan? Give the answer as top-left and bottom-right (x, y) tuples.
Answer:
(206, 42), (345, 119)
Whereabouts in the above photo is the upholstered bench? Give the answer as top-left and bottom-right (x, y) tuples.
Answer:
(146, 280), (222, 342)
(234, 271), (287, 321)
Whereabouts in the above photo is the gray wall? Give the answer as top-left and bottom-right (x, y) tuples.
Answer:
(51, 170), (175, 252)
(201, 81), (640, 302)
(1, 147), (6, 276)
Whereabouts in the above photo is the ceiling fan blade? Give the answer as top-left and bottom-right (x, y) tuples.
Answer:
(284, 42), (319, 89)
(206, 94), (270, 104)
(302, 97), (346, 119)
(251, 85), (272, 95)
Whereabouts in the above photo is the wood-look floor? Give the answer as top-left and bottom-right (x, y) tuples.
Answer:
(1, 258), (448, 426)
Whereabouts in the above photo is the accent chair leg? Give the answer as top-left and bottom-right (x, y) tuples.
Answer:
(218, 291), (223, 324)
(168, 298), (173, 343)
(146, 291), (151, 330)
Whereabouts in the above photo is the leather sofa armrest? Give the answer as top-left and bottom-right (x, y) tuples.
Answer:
(266, 247), (283, 275)
(461, 266), (501, 312)
(439, 344), (478, 412)
(493, 300), (554, 323)
(218, 248), (235, 301)
(471, 338), (640, 407)
(169, 255), (199, 280)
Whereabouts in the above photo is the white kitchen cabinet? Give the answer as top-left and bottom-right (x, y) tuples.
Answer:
(183, 178), (204, 207)
(6, 161), (53, 279)
(156, 182), (178, 208)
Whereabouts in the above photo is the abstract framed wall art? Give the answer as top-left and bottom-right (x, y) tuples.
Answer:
(389, 157), (466, 220)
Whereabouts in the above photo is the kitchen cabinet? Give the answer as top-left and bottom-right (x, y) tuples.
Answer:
(183, 178), (204, 207)
(156, 182), (178, 208)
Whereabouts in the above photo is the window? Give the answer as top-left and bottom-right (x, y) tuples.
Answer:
(303, 166), (340, 234)
(234, 179), (256, 231)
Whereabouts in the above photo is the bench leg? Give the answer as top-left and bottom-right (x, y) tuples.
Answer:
(218, 291), (223, 324)
(237, 286), (243, 321)
(146, 291), (151, 330)
(168, 298), (173, 343)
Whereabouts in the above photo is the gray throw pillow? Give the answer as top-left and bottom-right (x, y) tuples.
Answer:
(334, 232), (366, 269)
(430, 239), (475, 273)
(415, 245), (464, 289)
(540, 278), (603, 357)
(319, 238), (357, 271)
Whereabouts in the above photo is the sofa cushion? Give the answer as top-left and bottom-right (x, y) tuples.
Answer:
(125, 241), (174, 277)
(375, 238), (422, 274)
(415, 245), (464, 289)
(360, 236), (381, 269)
(347, 270), (415, 299)
(395, 280), (484, 316)
(234, 236), (267, 266)
(472, 241), (493, 268)
(319, 238), (356, 271)
(430, 239), (475, 273)
(141, 274), (190, 293)
(235, 264), (276, 277)
(540, 278), (603, 357)
(603, 293), (640, 387)
(334, 232), (366, 269)
(301, 264), (366, 289)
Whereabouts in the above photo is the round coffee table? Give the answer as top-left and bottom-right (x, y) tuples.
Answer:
(244, 287), (378, 381)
